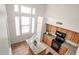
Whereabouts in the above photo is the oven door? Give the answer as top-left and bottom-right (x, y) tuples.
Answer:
(51, 40), (61, 52)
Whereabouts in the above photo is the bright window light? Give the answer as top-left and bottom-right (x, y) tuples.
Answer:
(21, 16), (30, 25)
(14, 5), (19, 12)
(14, 5), (36, 35)
(21, 6), (31, 14)
(32, 17), (35, 33)
(32, 8), (36, 15)
(22, 26), (30, 34)
(37, 16), (43, 23)
(36, 16), (43, 39)
(15, 16), (20, 36)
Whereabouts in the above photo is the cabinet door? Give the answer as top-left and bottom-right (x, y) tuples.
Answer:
(66, 30), (79, 44)
(59, 45), (68, 55)
(51, 25), (57, 33)
(46, 24), (51, 32)
(46, 37), (52, 46)
(71, 32), (79, 43)
(43, 34), (52, 46)
(57, 27), (67, 33)
(43, 34), (47, 43)
(65, 30), (73, 40)
(75, 32), (79, 43)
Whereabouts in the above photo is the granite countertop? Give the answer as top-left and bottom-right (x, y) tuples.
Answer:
(44, 32), (56, 40)
(62, 41), (77, 55)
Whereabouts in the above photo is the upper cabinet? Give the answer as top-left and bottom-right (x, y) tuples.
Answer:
(46, 24), (57, 33)
(46, 24), (51, 32)
(51, 25), (57, 33)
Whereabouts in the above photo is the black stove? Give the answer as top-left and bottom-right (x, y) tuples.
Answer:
(51, 31), (66, 52)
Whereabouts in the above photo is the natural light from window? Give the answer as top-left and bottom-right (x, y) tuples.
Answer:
(32, 17), (35, 33)
(22, 26), (30, 34)
(32, 8), (36, 15)
(21, 16), (30, 25)
(37, 16), (43, 23)
(14, 5), (36, 36)
(15, 16), (20, 36)
(21, 6), (31, 14)
(14, 5), (19, 12)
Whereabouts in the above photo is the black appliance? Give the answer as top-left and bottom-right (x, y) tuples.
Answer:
(55, 31), (66, 44)
(51, 40), (61, 52)
(55, 31), (66, 38)
(51, 31), (66, 52)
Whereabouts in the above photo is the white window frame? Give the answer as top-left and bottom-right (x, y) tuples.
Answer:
(14, 5), (36, 36)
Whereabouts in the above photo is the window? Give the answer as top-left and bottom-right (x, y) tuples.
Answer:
(14, 5), (36, 36)
(21, 16), (30, 25)
(32, 17), (35, 33)
(21, 6), (31, 14)
(15, 16), (20, 36)
(14, 5), (19, 12)
(37, 16), (43, 23)
(21, 16), (30, 33)
(36, 16), (43, 40)
(22, 26), (30, 33)
(32, 8), (36, 15)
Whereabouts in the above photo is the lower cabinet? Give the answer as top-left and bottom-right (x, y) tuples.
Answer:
(59, 45), (68, 55)
(43, 34), (68, 55)
(71, 32), (79, 43)
(43, 34), (52, 46)
(66, 30), (79, 44)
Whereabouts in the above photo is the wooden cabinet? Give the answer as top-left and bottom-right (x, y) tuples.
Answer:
(59, 45), (68, 55)
(43, 34), (52, 46)
(51, 25), (57, 33)
(71, 32), (79, 43)
(46, 24), (51, 32)
(46, 24), (57, 33)
(42, 34), (68, 55)
(57, 27), (67, 34)
(43, 34), (68, 55)
(65, 30), (73, 40)
(66, 30), (79, 43)
(46, 24), (79, 44)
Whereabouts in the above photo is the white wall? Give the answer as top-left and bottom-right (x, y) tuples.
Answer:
(45, 4), (79, 33)
(0, 5), (10, 55)
(6, 4), (46, 44)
